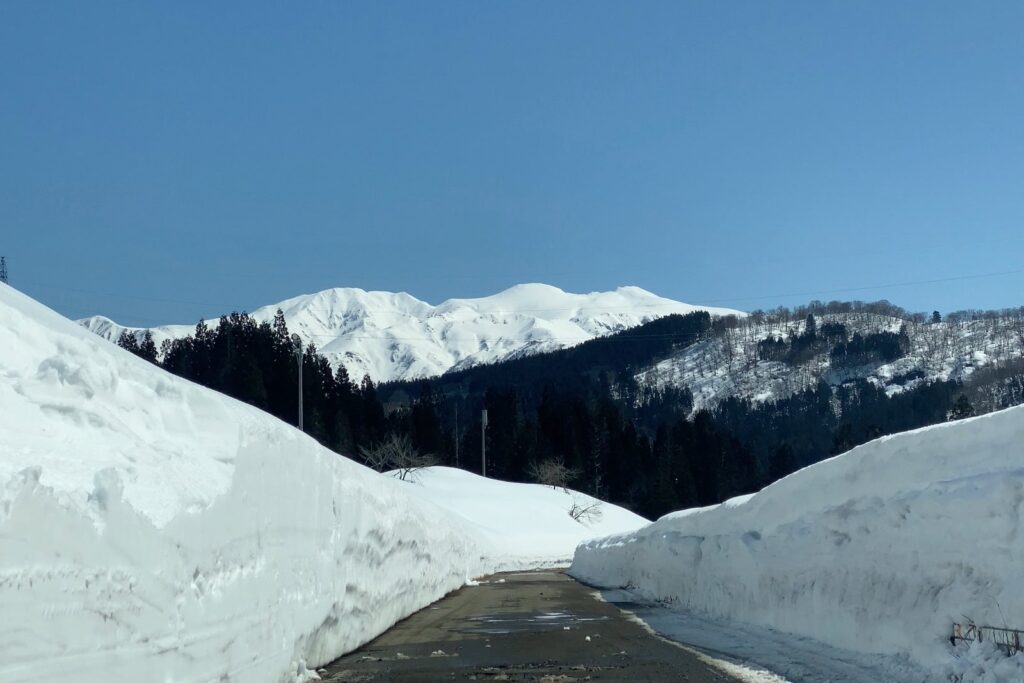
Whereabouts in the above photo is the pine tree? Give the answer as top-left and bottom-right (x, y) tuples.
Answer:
(138, 330), (159, 364)
(116, 330), (140, 354)
(272, 309), (290, 346)
(948, 395), (975, 421)
(768, 443), (797, 482)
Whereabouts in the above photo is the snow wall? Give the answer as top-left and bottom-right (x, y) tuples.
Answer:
(0, 283), (496, 682)
(570, 405), (1024, 678)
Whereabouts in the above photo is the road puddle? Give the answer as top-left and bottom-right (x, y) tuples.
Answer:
(460, 610), (609, 635)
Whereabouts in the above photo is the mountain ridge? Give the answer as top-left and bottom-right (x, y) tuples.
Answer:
(78, 283), (743, 383)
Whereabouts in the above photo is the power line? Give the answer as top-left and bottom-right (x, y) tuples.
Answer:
(15, 267), (1024, 347)
(698, 269), (1024, 306)
(16, 267), (1023, 318)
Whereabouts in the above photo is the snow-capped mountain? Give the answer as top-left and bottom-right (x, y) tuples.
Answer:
(78, 283), (743, 383)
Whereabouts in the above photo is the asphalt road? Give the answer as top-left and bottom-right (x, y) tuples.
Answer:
(319, 570), (741, 682)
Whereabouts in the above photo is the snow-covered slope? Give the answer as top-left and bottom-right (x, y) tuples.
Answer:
(638, 310), (1024, 414)
(78, 284), (742, 383)
(570, 405), (1024, 681)
(0, 283), (645, 683)
(398, 467), (649, 570)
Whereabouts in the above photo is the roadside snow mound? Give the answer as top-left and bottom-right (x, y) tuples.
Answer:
(397, 467), (649, 569)
(570, 406), (1024, 681)
(0, 283), (497, 683)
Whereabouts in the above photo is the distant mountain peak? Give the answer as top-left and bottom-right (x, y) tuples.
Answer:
(79, 284), (743, 383)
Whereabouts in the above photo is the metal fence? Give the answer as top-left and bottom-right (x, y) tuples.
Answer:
(951, 622), (1024, 656)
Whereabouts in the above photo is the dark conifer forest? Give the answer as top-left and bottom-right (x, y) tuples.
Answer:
(117, 306), (1020, 520)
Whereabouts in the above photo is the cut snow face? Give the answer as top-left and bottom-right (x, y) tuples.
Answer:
(0, 283), (644, 683)
(570, 405), (1024, 682)
(78, 283), (742, 383)
(0, 283), (494, 682)
(394, 467), (649, 570)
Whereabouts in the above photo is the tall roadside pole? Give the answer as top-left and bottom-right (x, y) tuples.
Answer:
(294, 335), (304, 432)
(481, 409), (488, 477)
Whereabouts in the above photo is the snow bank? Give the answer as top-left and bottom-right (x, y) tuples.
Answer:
(0, 283), (498, 682)
(570, 406), (1024, 681)
(0, 283), (651, 682)
(397, 467), (649, 570)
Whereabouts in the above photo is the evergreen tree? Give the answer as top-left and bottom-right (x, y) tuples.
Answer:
(804, 313), (817, 338)
(116, 330), (140, 354)
(948, 395), (975, 421)
(410, 381), (443, 458)
(768, 443), (797, 482)
(138, 330), (159, 364)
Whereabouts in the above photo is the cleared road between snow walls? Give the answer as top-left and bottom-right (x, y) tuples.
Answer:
(319, 571), (743, 682)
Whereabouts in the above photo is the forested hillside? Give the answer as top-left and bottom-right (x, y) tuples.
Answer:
(111, 300), (1024, 520)
(640, 299), (1024, 415)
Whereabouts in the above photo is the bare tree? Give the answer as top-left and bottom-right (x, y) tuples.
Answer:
(527, 458), (577, 492)
(359, 433), (437, 481)
(568, 493), (603, 525)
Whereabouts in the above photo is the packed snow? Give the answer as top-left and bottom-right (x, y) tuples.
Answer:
(0, 283), (646, 683)
(78, 283), (742, 383)
(570, 405), (1024, 681)
(598, 588), (924, 682)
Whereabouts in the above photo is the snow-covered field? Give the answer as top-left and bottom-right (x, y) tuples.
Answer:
(0, 283), (646, 683)
(79, 283), (741, 383)
(571, 405), (1024, 681)
(397, 467), (649, 570)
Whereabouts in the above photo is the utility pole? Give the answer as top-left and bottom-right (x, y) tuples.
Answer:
(293, 335), (304, 432)
(481, 409), (488, 477)
(0, 256), (7, 284)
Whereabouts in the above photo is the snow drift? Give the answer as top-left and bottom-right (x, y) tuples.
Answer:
(0, 283), (646, 683)
(398, 467), (649, 570)
(570, 406), (1024, 680)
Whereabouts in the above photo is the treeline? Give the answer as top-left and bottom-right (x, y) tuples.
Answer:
(756, 314), (911, 367)
(746, 298), (1024, 325)
(117, 308), (1007, 521)
(119, 312), (389, 454)
(396, 373), (970, 520)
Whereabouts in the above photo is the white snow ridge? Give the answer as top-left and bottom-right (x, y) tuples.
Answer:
(78, 283), (742, 383)
(570, 404), (1024, 682)
(0, 283), (646, 683)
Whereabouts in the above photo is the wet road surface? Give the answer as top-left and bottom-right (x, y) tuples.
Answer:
(319, 570), (741, 682)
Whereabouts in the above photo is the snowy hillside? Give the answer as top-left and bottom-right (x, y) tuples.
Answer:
(398, 467), (649, 569)
(638, 305), (1024, 414)
(570, 405), (1024, 681)
(0, 283), (645, 683)
(79, 283), (742, 383)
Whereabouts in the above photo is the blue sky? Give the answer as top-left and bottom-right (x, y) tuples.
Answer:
(2, 1), (1022, 326)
